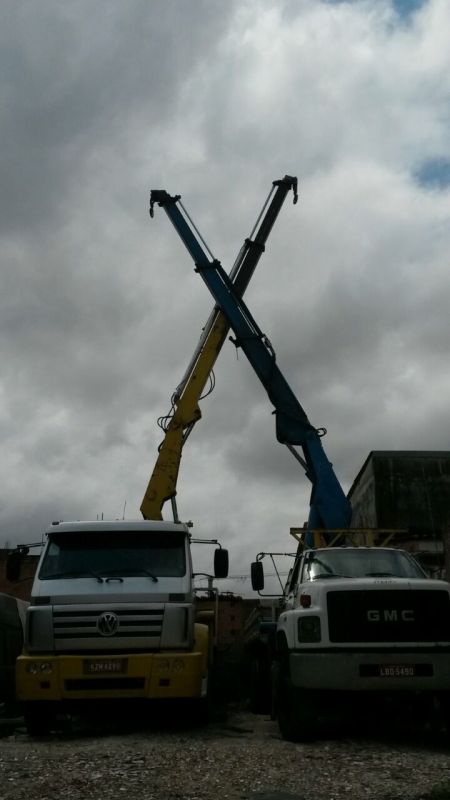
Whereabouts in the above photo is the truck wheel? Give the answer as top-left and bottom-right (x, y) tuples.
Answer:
(277, 676), (317, 742)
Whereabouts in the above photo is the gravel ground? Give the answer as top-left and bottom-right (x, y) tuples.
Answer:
(1, 710), (450, 800)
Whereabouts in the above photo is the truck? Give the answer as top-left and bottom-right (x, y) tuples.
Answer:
(253, 530), (450, 739)
(6, 178), (297, 735)
(150, 188), (450, 740)
(7, 519), (228, 735)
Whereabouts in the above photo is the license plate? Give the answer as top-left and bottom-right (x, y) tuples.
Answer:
(83, 658), (128, 675)
(379, 664), (415, 677)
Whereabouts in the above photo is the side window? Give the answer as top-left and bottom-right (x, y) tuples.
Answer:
(43, 541), (61, 575)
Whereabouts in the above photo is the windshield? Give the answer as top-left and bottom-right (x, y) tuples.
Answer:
(39, 531), (186, 580)
(303, 548), (425, 581)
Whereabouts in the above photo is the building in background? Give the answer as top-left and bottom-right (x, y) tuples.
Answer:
(0, 551), (39, 602)
(349, 451), (450, 577)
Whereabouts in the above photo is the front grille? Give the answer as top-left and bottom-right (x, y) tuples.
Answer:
(52, 605), (164, 652)
(327, 589), (450, 643)
(65, 678), (145, 691)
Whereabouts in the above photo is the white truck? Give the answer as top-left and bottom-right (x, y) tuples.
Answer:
(153, 182), (450, 740)
(7, 519), (228, 735)
(252, 536), (450, 740)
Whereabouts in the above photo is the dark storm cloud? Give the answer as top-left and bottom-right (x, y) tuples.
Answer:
(0, 0), (449, 585)
(0, 0), (236, 233)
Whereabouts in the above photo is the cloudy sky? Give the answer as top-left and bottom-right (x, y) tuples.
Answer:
(1, 0), (449, 595)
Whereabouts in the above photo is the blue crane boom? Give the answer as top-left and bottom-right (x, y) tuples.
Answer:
(150, 186), (351, 531)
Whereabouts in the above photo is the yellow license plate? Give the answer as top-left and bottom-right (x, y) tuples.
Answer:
(83, 658), (128, 675)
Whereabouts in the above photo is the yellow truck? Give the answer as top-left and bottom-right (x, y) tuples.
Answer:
(10, 519), (227, 735)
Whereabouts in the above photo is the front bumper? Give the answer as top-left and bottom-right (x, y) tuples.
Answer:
(289, 649), (450, 691)
(17, 651), (207, 702)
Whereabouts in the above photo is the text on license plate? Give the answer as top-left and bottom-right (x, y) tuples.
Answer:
(83, 658), (128, 675)
(379, 664), (415, 677)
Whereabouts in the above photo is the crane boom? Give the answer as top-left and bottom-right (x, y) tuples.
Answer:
(141, 176), (298, 520)
(149, 188), (351, 530)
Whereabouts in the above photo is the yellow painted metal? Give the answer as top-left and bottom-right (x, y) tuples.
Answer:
(140, 310), (231, 520)
(194, 621), (211, 671)
(16, 647), (209, 702)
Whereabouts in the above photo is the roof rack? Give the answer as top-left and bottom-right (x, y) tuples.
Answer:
(290, 528), (409, 549)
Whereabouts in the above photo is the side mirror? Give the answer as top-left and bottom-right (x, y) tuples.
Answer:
(214, 548), (229, 579)
(6, 551), (23, 582)
(251, 561), (264, 591)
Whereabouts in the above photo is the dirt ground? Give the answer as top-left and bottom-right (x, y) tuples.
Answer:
(1, 708), (450, 800)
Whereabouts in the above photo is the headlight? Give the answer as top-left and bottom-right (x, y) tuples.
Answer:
(298, 616), (321, 643)
(25, 662), (54, 675)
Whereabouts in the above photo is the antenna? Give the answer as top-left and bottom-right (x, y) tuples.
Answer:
(123, 500), (127, 520)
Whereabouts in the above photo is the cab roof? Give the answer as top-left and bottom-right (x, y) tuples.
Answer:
(45, 519), (190, 535)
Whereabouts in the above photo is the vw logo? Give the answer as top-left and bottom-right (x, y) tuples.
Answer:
(96, 611), (119, 637)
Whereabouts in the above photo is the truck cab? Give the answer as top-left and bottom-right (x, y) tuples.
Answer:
(273, 545), (450, 740)
(11, 519), (228, 734)
(283, 544), (429, 608)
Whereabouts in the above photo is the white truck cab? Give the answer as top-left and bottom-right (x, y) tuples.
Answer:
(253, 544), (450, 740)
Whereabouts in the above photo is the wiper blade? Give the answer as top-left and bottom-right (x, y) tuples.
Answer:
(139, 569), (159, 583)
(102, 568), (159, 583)
(42, 571), (104, 583)
(313, 573), (353, 580)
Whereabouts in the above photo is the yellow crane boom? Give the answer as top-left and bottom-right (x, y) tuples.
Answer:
(141, 176), (298, 520)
